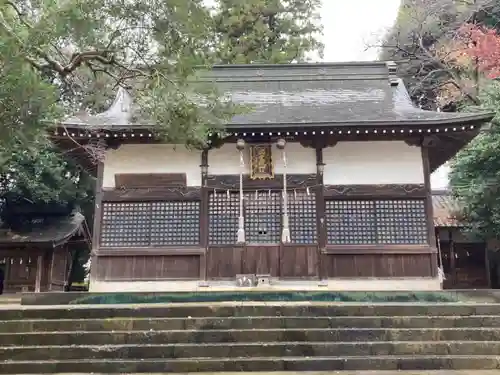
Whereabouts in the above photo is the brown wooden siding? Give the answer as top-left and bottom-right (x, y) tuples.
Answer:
(95, 174), (438, 280)
(95, 255), (200, 281)
(322, 253), (434, 278)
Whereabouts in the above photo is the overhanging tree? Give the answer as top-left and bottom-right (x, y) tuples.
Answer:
(378, 0), (496, 110)
(449, 24), (500, 241)
(0, 0), (234, 285)
(211, 0), (323, 63)
(0, 0), (238, 202)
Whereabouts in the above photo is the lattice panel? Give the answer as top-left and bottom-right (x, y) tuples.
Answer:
(150, 201), (200, 246)
(208, 192), (240, 245)
(288, 191), (317, 244)
(101, 203), (151, 247)
(245, 191), (281, 244)
(375, 200), (427, 244)
(325, 199), (428, 245)
(326, 200), (376, 244)
(101, 201), (200, 247)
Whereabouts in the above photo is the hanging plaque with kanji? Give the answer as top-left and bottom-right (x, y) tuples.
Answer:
(250, 144), (274, 180)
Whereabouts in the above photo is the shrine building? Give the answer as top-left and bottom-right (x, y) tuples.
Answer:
(55, 62), (494, 292)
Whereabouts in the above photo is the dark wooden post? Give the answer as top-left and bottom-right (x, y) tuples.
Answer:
(89, 161), (104, 288)
(199, 149), (209, 286)
(485, 243), (492, 288)
(421, 142), (438, 277)
(315, 145), (327, 283)
(448, 229), (456, 286)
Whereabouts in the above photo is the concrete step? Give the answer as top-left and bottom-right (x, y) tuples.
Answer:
(1, 328), (500, 346)
(10, 373), (500, 375)
(1, 341), (500, 361)
(9, 372), (500, 375)
(2, 303), (500, 320)
(2, 315), (499, 333)
(1, 355), (500, 373)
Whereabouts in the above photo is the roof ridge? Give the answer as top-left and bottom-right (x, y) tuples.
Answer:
(210, 61), (391, 69)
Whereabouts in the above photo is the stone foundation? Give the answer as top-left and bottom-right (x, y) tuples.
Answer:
(89, 277), (441, 293)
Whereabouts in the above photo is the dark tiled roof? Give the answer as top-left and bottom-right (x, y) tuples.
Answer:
(0, 212), (85, 246)
(62, 62), (494, 129)
(432, 191), (461, 227)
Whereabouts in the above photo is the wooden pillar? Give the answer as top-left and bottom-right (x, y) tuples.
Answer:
(421, 143), (438, 277)
(315, 145), (326, 282)
(35, 255), (43, 293)
(448, 229), (456, 286)
(89, 161), (104, 286)
(484, 242), (492, 288)
(199, 149), (209, 285)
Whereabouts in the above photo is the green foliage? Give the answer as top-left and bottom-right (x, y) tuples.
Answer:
(1, 139), (90, 204)
(0, 0), (323, 213)
(449, 81), (500, 240)
(0, 0), (227, 207)
(212, 0), (323, 63)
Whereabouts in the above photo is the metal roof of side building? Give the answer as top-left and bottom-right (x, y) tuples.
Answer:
(0, 211), (86, 247)
(61, 61), (494, 130)
(432, 190), (461, 228)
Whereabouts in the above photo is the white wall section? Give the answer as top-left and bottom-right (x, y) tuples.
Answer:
(323, 141), (424, 185)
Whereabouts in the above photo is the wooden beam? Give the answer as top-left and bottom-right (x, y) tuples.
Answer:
(324, 184), (427, 198)
(206, 174), (317, 190)
(115, 173), (187, 188)
(102, 187), (202, 201)
(323, 244), (436, 255)
(98, 247), (205, 256)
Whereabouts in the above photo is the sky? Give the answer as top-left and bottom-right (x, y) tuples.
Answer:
(319, 0), (449, 189)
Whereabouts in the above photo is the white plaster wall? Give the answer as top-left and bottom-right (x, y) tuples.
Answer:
(103, 144), (202, 188)
(208, 142), (316, 175)
(323, 141), (424, 185)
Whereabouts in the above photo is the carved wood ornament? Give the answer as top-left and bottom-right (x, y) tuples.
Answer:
(250, 144), (274, 180)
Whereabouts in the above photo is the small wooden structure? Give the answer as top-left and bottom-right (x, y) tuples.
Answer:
(53, 62), (494, 292)
(0, 212), (89, 294)
(432, 190), (490, 289)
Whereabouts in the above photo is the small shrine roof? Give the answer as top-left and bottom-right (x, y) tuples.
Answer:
(61, 62), (494, 130)
(0, 211), (85, 246)
(432, 191), (461, 228)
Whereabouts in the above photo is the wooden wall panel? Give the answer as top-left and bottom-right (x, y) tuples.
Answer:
(49, 247), (69, 290)
(241, 246), (280, 276)
(280, 245), (318, 278)
(206, 247), (243, 279)
(322, 253), (434, 278)
(95, 255), (200, 281)
(207, 246), (281, 279)
(207, 245), (319, 279)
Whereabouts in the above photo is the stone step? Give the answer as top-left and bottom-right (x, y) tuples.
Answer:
(11, 373), (500, 375)
(1, 355), (500, 373)
(1, 328), (500, 346)
(9, 372), (500, 375)
(1, 341), (500, 361)
(2, 303), (500, 320)
(2, 315), (499, 333)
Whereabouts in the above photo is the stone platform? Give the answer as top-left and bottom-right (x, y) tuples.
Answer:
(19, 289), (500, 305)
